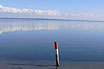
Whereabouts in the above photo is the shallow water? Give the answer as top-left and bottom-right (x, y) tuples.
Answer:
(0, 18), (104, 68)
(1, 60), (104, 69)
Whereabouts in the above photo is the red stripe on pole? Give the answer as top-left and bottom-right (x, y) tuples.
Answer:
(54, 42), (58, 49)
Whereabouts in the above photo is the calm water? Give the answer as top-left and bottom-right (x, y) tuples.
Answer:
(0, 18), (104, 69)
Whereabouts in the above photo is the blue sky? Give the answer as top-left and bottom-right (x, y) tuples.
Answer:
(0, 0), (103, 11)
(0, 0), (104, 20)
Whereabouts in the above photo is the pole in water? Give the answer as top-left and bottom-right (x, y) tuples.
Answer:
(54, 41), (60, 66)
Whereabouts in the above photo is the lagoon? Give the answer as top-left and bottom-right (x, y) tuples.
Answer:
(0, 18), (104, 69)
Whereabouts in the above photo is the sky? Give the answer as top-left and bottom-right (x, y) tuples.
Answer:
(0, 0), (104, 20)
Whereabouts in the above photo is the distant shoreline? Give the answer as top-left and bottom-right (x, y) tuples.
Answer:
(0, 17), (104, 22)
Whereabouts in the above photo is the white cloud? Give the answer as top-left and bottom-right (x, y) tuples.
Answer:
(64, 12), (94, 17)
(0, 5), (96, 20)
(0, 5), (3, 8)
(0, 5), (61, 16)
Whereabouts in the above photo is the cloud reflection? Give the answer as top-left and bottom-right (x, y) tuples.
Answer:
(63, 22), (104, 30)
(0, 22), (60, 35)
(0, 20), (104, 35)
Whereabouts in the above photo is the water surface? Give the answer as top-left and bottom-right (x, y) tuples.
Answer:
(0, 18), (104, 69)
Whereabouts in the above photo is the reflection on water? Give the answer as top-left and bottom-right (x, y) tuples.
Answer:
(1, 60), (104, 69)
(56, 66), (59, 69)
(0, 19), (104, 35)
(0, 19), (104, 69)
(0, 22), (60, 35)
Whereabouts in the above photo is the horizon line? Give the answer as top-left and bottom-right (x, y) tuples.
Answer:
(0, 17), (104, 22)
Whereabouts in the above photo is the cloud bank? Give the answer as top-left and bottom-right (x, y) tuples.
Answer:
(0, 5), (61, 16)
(0, 5), (95, 19)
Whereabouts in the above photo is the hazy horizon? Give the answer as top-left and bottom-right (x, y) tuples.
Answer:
(0, 0), (104, 21)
